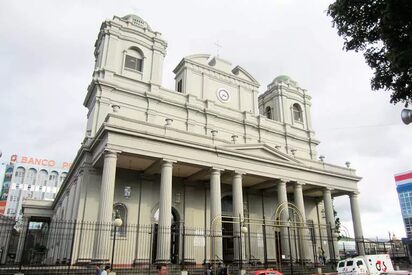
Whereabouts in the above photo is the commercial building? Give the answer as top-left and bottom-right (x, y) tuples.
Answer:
(395, 170), (412, 256)
(20, 14), (365, 267)
(0, 154), (70, 219)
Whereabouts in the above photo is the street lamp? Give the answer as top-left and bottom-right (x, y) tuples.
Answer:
(401, 109), (412, 124)
(111, 212), (123, 270)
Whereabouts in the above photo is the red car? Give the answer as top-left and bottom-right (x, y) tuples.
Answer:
(252, 269), (283, 275)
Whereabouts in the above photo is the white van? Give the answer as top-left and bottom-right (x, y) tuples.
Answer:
(337, 254), (394, 275)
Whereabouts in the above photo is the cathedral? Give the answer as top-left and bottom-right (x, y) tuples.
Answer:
(20, 14), (365, 268)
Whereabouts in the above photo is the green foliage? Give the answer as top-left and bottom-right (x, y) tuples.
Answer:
(327, 0), (412, 105)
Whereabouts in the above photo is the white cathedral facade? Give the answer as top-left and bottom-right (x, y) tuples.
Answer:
(22, 14), (365, 267)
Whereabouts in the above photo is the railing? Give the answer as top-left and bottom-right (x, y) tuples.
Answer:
(0, 217), (408, 275)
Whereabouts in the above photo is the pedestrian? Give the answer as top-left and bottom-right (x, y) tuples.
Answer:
(205, 263), (212, 275)
(318, 248), (324, 265)
(157, 264), (168, 275)
(95, 264), (102, 275)
(321, 249), (326, 265)
(101, 265), (110, 275)
(218, 263), (228, 275)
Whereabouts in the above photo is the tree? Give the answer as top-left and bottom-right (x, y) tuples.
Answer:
(327, 0), (412, 105)
(334, 208), (343, 241)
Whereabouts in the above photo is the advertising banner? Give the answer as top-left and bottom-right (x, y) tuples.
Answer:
(0, 164), (14, 215)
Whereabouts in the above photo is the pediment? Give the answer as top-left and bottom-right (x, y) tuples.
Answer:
(223, 143), (301, 164)
(232, 65), (259, 85)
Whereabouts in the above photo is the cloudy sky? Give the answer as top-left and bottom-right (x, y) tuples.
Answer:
(1, 0), (411, 239)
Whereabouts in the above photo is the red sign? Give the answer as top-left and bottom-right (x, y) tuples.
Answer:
(12, 155), (71, 169)
(0, 201), (6, 215)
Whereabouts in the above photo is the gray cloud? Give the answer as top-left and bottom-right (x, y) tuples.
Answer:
(0, 0), (410, 238)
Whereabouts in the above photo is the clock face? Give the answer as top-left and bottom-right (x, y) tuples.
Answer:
(217, 88), (230, 102)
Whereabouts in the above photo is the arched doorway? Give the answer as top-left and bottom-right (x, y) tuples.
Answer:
(222, 196), (234, 263)
(273, 202), (305, 263)
(152, 208), (180, 264)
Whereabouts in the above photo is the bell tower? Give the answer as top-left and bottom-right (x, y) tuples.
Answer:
(84, 14), (168, 138)
(258, 75), (313, 131)
(92, 14), (167, 85)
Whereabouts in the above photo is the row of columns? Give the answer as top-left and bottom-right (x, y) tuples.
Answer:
(94, 150), (365, 263)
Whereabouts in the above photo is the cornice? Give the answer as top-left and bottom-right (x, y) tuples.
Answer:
(101, 121), (361, 182)
(174, 58), (259, 88)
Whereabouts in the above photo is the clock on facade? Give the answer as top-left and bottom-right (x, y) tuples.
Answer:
(217, 88), (230, 102)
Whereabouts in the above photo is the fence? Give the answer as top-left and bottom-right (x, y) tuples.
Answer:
(0, 216), (409, 275)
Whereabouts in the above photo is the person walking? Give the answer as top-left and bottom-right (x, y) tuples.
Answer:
(157, 264), (168, 275)
(95, 264), (102, 275)
(101, 265), (110, 275)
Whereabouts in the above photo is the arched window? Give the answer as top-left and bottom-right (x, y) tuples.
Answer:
(38, 169), (48, 186)
(14, 167), (26, 187)
(265, 106), (272, 119)
(124, 47), (144, 72)
(113, 203), (127, 236)
(292, 103), (303, 122)
(59, 172), (67, 185)
(25, 168), (37, 185)
(49, 171), (59, 187)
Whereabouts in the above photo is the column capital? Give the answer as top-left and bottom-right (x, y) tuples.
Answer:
(104, 149), (121, 158)
(161, 159), (176, 167)
(323, 187), (334, 192)
(77, 169), (84, 177)
(277, 178), (289, 185)
(233, 170), (246, 176)
(211, 167), (224, 173)
(293, 181), (306, 187)
(350, 191), (360, 197)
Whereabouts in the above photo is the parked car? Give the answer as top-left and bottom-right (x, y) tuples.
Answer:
(337, 254), (396, 275)
(251, 269), (283, 275)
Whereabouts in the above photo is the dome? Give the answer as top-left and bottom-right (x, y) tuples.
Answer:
(122, 14), (151, 30)
(267, 75), (299, 90)
(273, 75), (292, 83)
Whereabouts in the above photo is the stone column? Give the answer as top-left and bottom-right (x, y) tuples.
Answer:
(323, 188), (339, 261)
(210, 168), (223, 262)
(94, 150), (118, 261)
(58, 192), (70, 261)
(294, 182), (310, 262)
(156, 160), (174, 263)
(65, 183), (76, 221)
(71, 171), (84, 221)
(97, 151), (118, 223)
(350, 192), (365, 256)
(62, 185), (76, 260)
(277, 179), (290, 259)
(69, 172), (83, 264)
(232, 172), (246, 262)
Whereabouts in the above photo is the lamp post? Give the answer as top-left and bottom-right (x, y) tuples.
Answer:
(239, 216), (248, 271)
(287, 219), (293, 275)
(111, 212), (123, 270)
(401, 109), (412, 124)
